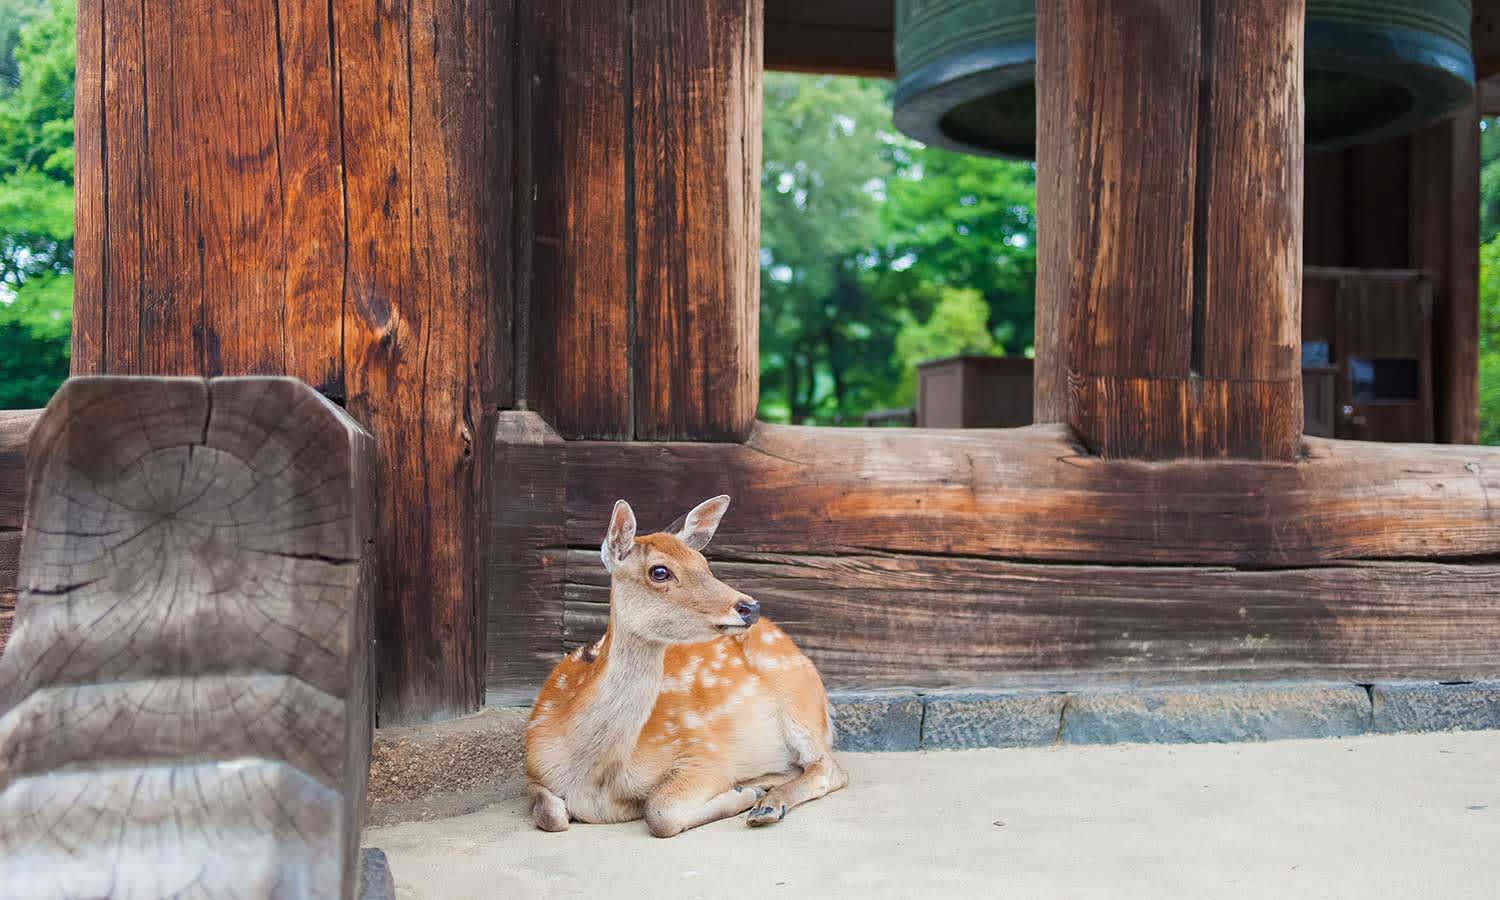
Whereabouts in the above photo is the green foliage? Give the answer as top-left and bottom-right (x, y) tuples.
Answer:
(758, 73), (1037, 424)
(0, 0), (73, 408)
(882, 145), (1036, 353)
(0, 272), (69, 408)
(1480, 232), (1500, 445)
(888, 286), (1001, 406)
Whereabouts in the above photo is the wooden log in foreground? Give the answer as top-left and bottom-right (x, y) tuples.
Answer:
(0, 377), (374, 900)
(488, 413), (1500, 690)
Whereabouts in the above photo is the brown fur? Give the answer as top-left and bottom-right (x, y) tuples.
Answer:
(523, 498), (847, 836)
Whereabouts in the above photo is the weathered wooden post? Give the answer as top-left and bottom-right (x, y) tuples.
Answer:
(1035, 0), (1304, 459)
(72, 0), (507, 722)
(0, 377), (374, 898)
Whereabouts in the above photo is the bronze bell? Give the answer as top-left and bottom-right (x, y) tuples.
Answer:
(893, 0), (1476, 158)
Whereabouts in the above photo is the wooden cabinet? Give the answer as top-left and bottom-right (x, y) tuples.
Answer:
(1303, 268), (1435, 443)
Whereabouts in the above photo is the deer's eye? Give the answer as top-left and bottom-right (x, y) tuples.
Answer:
(648, 565), (672, 583)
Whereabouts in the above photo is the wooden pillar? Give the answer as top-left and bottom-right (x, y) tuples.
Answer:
(521, 0), (761, 441)
(1036, 0), (1304, 459)
(1410, 101), (1482, 445)
(72, 1), (511, 723)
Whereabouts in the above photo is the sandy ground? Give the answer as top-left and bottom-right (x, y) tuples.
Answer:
(364, 730), (1499, 900)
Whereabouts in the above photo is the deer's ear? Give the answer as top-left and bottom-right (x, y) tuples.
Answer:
(675, 495), (731, 551)
(601, 499), (637, 571)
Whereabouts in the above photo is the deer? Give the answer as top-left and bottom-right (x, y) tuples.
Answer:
(524, 495), (847, 837)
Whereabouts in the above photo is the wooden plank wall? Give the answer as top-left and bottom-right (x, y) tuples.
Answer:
(519, 0), (761, 442)
(490, 417), (1500, 694)
(72, 0), (511, 723)
(1305, 107), (1481, 444)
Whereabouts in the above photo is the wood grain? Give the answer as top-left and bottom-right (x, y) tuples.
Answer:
(486, 413), (567, 692)
(1409, 101), (1481, 444)
(764, 0), (894, 77)
(632, 0), (761, 441)
(558, 549), (1500, 689)
(0, 377), (373, 899)
(557, 419), (1500, 567)
(487, 412), (1500, 696)
(0, 410), (37, 656)
(524, 0), (633, 439)
(73, 0), (512, 722)
(1037, 0), (1303, 459)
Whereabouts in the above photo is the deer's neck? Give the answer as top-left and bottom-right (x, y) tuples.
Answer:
(572, 614), (667, 760)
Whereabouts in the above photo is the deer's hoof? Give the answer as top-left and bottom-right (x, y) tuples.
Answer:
(746, 803), (787, 827)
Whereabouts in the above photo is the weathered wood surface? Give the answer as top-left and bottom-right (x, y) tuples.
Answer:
(488, 412), (1500, 694)
(633, 0), (761, 441)
(521, 0), (761, 442)
(524, 0), (633, 440)
(558, 549), (1500, 689)
(486, 413), (567, 690)
(72, 0), (508, 722)
(558, 420), (1500, 566)
(0, 409), (39, 655)
(764, 0), (895, 77)
(0, 377), (374, 899)
(1036, 0), (1303, 459)
(1410, 100), (1482, 445)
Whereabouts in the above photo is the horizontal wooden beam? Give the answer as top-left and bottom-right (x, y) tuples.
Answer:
(763, 0), (894, 78)
(562, 421), (1500, 567)
(558, 549), (1500, 690)
(486, 412), (1500, 694)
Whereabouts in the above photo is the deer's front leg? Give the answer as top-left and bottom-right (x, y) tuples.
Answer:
(644, 772), (763, 838)
(530, 782), (570, 832)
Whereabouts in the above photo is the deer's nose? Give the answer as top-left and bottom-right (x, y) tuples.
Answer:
(734, 598), (760, 625)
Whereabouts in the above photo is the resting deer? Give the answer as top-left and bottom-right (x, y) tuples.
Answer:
(524, 495), (847, 837)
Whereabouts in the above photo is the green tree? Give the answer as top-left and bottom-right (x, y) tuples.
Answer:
(880, 145), (1037, 354)
(758, 73), (1039, 424)
(1480, 233), (1500, 445)
(0, 0), (73, 409)
(759, 74), (902, 423)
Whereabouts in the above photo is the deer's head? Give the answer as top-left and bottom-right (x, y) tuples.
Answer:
(600, 495), (759, 643)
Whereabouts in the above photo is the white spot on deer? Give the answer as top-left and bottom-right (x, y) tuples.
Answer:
(542, 700), (556, 711)
(555, 674), (568, 689)
(664, 720), (678, 734)
(699, 671), (719, 688)
(706, 742), (718, 752)
(729, 657), (744, 667)
(756, 656), (781, 671)
(682, 711), (705, 730)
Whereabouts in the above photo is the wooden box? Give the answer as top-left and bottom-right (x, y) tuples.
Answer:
(916, 356), (1034, 428)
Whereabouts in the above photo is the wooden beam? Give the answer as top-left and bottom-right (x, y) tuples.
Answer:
(558, 550), (1500, 689)
(523, 0), (763, 441)
(523, 0), (633, 440)
(1476, 0), (1500, 81)
(1036, 0), (1303, 459)
(489, 414), (1500, 695)
(557, 421), (1500, 566)
(72, 0), (511, 722)
(1410, 102), (1482, 444)
(0, 377), (373, 898)
(763, 0), (894, 78)
(486, 412), (567, 693)
(633, 0), (761, 440)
